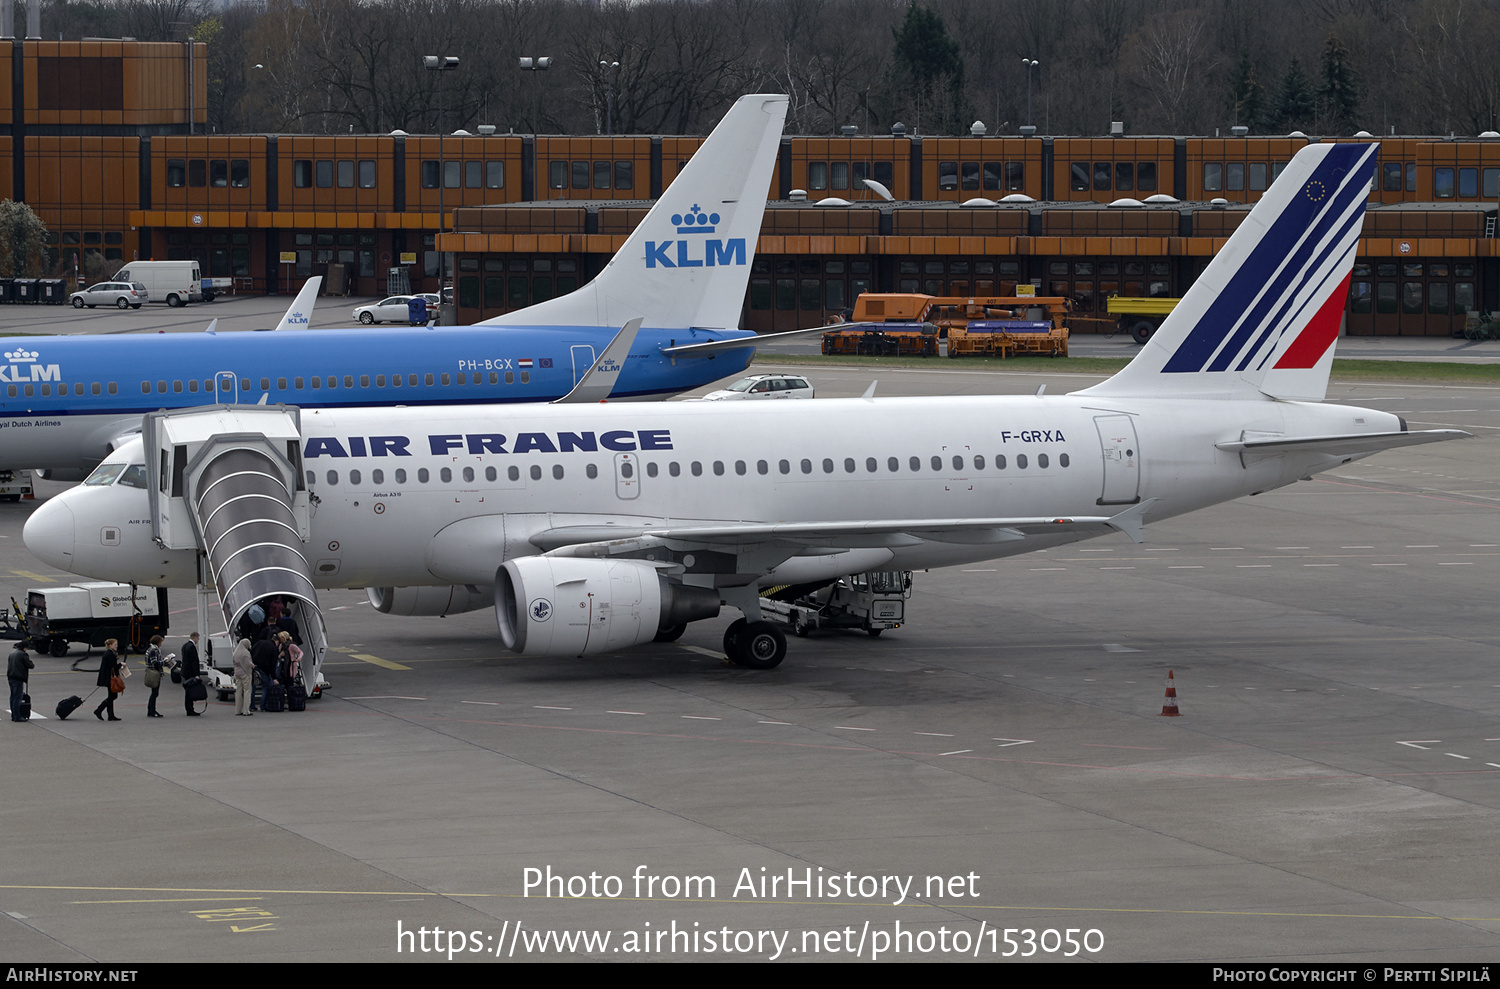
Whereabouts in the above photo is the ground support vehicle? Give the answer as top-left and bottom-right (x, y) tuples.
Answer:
(825, 294), (1071, 358)
(24, 583), (168, 656)
(114, 261), (203, 307)
(760, 571), (912, 638)
(0, 470), (33, 502)
(1107, 296), (1181, 344)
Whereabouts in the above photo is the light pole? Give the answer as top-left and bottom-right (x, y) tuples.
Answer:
(518, 56), (552, 135)
(1022, 59), (1038, 134)
(424, 54), (459, 299)
(250, 63), (263, 133)
(599, 60), (620, 135)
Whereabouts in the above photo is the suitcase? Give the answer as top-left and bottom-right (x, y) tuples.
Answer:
(287, 679), (307, 712)
(262, 682), (285, 713)
(56, 695), (84, 720)
(14, 693), (30, 721)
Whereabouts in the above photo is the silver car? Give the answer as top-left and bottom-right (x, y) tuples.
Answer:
(700, 374), (815, 401)
(353, 294), (441, 324)
(69, 281), (148, 309)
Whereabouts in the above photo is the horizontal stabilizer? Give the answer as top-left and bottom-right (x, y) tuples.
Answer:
(661, 323), (839, 358)
(1216, 429), (1470, 459)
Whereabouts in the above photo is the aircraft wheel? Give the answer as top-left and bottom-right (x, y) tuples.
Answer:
(1130, 320), (1155, 345)
(735, 622), (786, 670)
(116, 297), (130, 309)
(722, 618), (747, 658)
(71, 297), (84, 308)
(654, 623), (686, 643)
(359, 311), (374, 324)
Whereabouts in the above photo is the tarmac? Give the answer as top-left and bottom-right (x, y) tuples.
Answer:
(0, 300), (1498, 962)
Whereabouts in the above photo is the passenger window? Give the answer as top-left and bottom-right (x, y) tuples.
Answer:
(305, 470), (315, 486)
(909, 457), (920, 471)
(440, 468), (451, 482)
(975, 455), (985, 469)
(508, 466), (519, 481)
(669, 462), (680, 477)
(1017, 454), (1028, 469)
(529, 465), (542, 481)
(260, 378), (270, 390)
(93, 383), (102, 396)
(349, 469), (361, 485)
(344, 376), (354, 388)
(173, 380), (183, 393)
(552, 465), (564, 480)
(157, 380), (166, 393)
(801, 459), (812, 474)
(295, 377), (305, 389)
(328, 376), (337, 389)
(376, 376), (385, 387)
(326, 470), (338, 484)
(995, 455), (1006, 469)
(691, 462), (703, 477)
(757, 460), (768, 475)
(779, 460), (790, 474)
(844, 458), (856, 473)
(418, 469), (429, 483)
(189, 380), (199, 393)
(440, 374), (450, 386)
(931, 456), (942, 471)
(360, 376), (369, 388)
(485, 467), (497, 481)
(505, 372), (514, 385)
(712, 461), (724, 476)
(372, 469), (384, 484)
(647, 463), (659, 477)
(822, 458), (834, 473)
(1038, 453), (1049, 468)
(952, 455), (962, 470)
(521, 372), (529, 384)
(395, 469), (407, 483)
(141, 382), (150, 394)
(462, 467), (474, 482)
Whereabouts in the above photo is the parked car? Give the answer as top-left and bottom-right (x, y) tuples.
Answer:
(699, 373), (815, 401)
(69, 281), (148, 310)
(353, 294), (442, 324)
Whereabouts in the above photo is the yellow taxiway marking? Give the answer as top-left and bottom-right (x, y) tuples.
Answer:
(73, 897), (265, 905)
(10, 570), (56, 583)
(350, 653), (411, 670)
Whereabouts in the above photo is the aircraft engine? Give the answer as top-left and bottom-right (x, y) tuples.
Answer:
(495, 557), (719, 657)
(367, 585), (493, 617)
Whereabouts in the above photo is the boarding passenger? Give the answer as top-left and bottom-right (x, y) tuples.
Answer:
(94, 639), (123, 721)
(8, 643), (32, 722)
(143, 635), (168, 718)
(180, 632), (202, 716)
(232, 637), (253, 716)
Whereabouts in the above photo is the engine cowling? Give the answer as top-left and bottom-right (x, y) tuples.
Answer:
(495, 557), (719, 657)
(367, 585), (493, 617)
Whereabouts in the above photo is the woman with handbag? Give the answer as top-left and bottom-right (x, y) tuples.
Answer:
(142, 635), (168, 718)
(93, 639), (123, 721)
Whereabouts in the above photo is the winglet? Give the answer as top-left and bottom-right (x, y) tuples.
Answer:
(553, 318), (644, 404)
(203, 318), (218, 336)
(273, 276), (322, 331)
(861, 381), (878, 400)
(1105, 498), (1156, 544)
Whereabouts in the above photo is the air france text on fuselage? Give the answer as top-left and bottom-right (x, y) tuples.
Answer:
(304, 430), (674, 459)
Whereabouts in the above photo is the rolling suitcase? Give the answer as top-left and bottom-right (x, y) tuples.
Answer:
(56, 695), (84, 720)
(14, 692), (30, 721)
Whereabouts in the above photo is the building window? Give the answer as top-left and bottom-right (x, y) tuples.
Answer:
(338, 160), (355, 188)
(466, 160), (482, 189)
(360, 160), (377, 188)
(1203, 163), (1223, 192)
(487, 161), (505, 189)
(167, 159), (186, 187)
(316, 160), (333, 187)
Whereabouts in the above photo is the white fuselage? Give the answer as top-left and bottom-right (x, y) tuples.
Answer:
(27, 394), (1403, 591)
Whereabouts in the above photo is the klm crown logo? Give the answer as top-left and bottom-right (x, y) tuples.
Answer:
(0, 347), (59, 383)
(674, 204), (719, 234)
(5, 349), (38, 362)
(646, 202), (745, 270)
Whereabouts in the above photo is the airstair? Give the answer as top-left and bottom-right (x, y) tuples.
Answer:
(143, 406), (327, 685)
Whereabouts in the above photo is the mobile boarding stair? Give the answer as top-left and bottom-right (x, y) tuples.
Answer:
(144, 406), (328, 693)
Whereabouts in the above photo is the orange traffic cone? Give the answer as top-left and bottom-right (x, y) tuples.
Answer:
(1160, 669), (1180, 717)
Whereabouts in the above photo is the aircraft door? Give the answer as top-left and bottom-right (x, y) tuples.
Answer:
(1094, 414), (1140, 505)
(214, 371), (238, 404)
(614, 453), (639, 500)
(571, 346), (596, 386)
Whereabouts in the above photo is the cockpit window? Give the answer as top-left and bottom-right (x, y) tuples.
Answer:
(84, 463), (126, 486)
(118, 465), (148, 489)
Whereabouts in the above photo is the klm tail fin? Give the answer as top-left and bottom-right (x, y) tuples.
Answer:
(274, 276), (321, 331)
(481, 94), (789, 332)
(1078, 143), (1378, 403)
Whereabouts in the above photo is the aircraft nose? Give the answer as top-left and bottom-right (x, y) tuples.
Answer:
(23, 496), (76, 572)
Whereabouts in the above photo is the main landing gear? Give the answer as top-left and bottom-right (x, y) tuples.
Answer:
(722, 617), (787, 670)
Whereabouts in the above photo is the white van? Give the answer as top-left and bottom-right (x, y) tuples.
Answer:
(114, 260), (203, 307)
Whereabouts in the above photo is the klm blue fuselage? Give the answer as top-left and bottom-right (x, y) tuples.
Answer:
(0, 323), (754, 472)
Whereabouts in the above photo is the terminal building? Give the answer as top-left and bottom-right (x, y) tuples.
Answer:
(4, 37), (1498, 337)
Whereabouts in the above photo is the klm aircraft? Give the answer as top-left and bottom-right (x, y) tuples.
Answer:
(0, 95), (791, 478)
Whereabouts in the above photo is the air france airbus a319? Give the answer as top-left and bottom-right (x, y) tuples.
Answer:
(0, 95), (794, 480)
(25, 142), (1467, 680)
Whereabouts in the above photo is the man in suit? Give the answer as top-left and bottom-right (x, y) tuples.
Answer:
(180, 632), (202, 716)
(8, 644), (32, 721)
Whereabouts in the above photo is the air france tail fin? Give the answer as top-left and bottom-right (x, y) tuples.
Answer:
(481, 94), (789, 332)
(1077, 143), (1378, 403)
